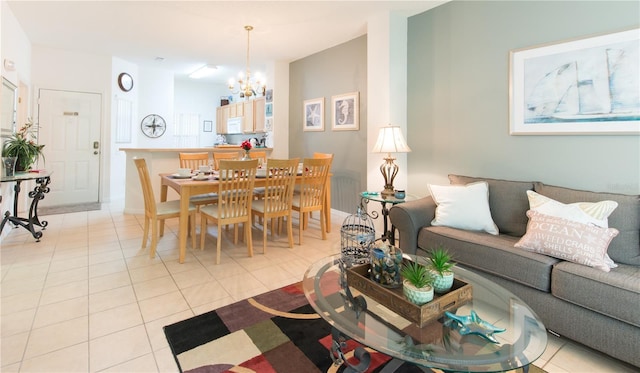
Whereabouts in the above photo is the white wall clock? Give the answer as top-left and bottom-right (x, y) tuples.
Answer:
(117, 72), (134, 92)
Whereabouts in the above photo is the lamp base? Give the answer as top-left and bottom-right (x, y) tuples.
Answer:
(381, 188), (395, 198)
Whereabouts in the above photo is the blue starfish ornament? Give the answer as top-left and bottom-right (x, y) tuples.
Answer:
(444, 310), (506, 343)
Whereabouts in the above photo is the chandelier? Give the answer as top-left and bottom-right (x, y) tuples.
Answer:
(228, 25), (266, 99)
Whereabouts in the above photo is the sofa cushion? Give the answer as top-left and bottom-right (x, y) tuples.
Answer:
(428, 182), (499, 235)
(534, 182), (640, 266)
(418, 226), (558, 291)
(449, 175), (534, 237)
(515, 211), (619, 272)
(552, 261), (640, 327)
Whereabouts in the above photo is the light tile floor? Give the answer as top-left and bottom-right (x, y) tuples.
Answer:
(1, 201), (637, 372)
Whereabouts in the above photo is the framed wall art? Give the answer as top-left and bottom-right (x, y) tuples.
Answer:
(509, 28), (640, 135)
(331, 91), (359, 131)
(303, 97), (324, 132)
(203, 120), (213, 132)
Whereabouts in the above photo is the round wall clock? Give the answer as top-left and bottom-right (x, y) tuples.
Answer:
(118, 72), (134, 92)
(140, 114), (166, 138)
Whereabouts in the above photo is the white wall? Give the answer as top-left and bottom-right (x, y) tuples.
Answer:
(174, 78), (228, 147)
(1, 2), (32, 241)
(110, 57), (138, 201)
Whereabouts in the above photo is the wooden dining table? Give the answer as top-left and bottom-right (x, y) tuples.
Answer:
(160, 172), (332, 263)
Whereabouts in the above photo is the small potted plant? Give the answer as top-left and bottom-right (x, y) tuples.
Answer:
(2, 120), (45, 172)
(401, 260), (434, 305)
(428, 246), (455, 293)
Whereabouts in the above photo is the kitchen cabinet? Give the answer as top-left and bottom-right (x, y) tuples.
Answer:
(242, 97), (266, 133)
(216, 105), (229, 133)
(216, 97), (266, 134)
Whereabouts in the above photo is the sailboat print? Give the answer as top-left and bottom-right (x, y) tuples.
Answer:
(525, 43), (640, 124)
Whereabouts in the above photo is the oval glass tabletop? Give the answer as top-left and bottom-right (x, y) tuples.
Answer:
(302, 254), (547, 372)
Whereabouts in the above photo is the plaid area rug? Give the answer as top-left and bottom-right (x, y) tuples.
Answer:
(163, 282), (546, 373)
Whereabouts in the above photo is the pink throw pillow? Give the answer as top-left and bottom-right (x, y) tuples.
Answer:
(515, 210), (619, 272)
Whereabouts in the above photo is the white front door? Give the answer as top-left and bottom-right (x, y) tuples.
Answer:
(37, 89), (101, 207)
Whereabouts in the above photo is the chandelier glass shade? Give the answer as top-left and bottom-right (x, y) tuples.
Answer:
(228, 25), (266, 99)
(371, 124), (411, 197)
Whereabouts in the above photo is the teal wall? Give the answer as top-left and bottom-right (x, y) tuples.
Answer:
(407, 1), (640, 195)
(289, 35), (368, 213)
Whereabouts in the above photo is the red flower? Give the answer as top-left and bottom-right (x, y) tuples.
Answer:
(241, 140), (252, 151)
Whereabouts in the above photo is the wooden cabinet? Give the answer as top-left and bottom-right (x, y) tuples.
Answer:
(216, 105), (229, 133)
(216, 97), (266, 134)
(253, 97), (266, 133)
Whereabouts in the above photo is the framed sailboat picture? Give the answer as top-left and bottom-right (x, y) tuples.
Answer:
(509, 28), (640, 135)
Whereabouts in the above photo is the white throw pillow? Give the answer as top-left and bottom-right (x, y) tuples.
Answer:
(526, 190), (619, 268)
(428, 182), (499, 235)
(526, 190), (618, 228)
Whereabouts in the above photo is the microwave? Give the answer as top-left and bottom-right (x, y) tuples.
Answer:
(226, 117), (243, 134)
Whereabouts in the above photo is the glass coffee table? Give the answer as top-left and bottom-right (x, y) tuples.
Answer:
(302, 254), (547, 372)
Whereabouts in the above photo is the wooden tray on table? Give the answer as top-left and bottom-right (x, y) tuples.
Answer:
(346, 263), (473, 327)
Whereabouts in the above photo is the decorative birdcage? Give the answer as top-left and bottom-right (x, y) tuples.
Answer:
(340, 206), (376, 267)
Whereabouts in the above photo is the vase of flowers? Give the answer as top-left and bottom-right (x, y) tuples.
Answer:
(2, 120), (45, 172)
(240, 140), (252, 160)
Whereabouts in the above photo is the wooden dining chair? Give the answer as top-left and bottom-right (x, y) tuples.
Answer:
(291, 157), (332, 244)
(296, 152), (333, 220)
(200, 159), (259, 264)
(313, 152), (334, 160)
(134, 158), (196, 258)
(251, 158), (299, 254)
(179, 152), (217, 208)
(249, 150), (268, 167)
(213, 151), (240, 170)
(179, 152), (210, 170)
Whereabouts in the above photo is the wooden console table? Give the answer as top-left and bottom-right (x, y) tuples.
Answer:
(0, 171), (52, 241)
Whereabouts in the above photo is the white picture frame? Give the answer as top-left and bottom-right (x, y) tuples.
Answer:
(303, 97), (324, 132)
(331, 91), (359, 131)
(509, 28), (640, 135)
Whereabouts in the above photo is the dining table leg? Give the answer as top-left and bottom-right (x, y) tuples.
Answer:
(325, 177), (331, 233)
(178, 189), (190, 263)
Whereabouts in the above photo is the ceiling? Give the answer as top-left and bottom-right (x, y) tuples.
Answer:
(6, 1), (445, 84)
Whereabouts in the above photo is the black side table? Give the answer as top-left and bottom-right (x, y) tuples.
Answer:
(0, 171), (52, 241)
(359, 191), (415, 245)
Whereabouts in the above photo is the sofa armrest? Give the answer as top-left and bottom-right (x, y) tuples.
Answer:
(389, 196), (436, 254)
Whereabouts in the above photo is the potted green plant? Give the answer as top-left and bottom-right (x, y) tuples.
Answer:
(2, 120), (45, 172)
(401, 260), (434, 305)
(428, 246), (456, 293)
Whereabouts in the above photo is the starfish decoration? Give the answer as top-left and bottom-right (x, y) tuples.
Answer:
(444, 310), (506, 343)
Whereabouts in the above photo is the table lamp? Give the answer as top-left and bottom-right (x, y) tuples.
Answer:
(371, 124), (411, 197)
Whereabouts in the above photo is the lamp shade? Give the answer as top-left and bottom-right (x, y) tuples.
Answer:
(372, 125), (411, 153)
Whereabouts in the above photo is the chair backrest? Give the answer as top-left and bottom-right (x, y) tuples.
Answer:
(263, 158), (299, 214)
(179, 152), (209, 170)
(217, 159), (258, 221)
(213, 151), (240, 170)
(298, 157), (332, 209)
(249, 150), (268, 167)
(313, 152), (333, 160)
(133, 158), (157, 216)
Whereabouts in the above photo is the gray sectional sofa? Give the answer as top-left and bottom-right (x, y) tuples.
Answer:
(389, 175), (640, 367)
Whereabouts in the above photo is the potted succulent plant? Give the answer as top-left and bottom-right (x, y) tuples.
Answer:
(2, 120), (45, 172)
(428, 246), (456, 293)
(401, 260), (434, 305)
